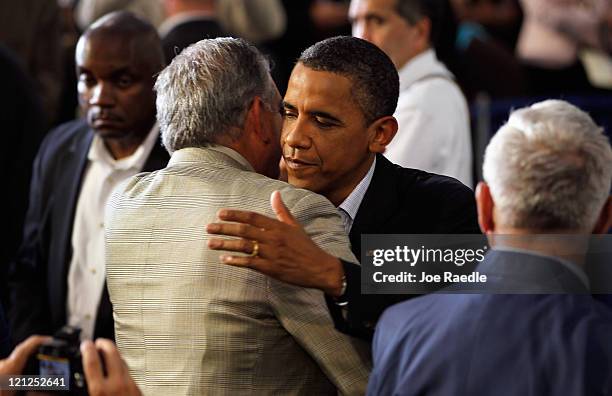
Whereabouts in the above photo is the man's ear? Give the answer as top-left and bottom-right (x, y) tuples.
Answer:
(475, 182), (495, 234)
(245, 96), (271, 144)
(592, 196), (612, 234)
(415, 18), (431, 49)
(368, 116), (398, 153)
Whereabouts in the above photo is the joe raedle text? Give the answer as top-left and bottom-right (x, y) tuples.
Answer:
(369, 245), (489, 287)
(372, 271), (487, 283)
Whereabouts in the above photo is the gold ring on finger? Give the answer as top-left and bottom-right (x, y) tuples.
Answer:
(250, 240), (259, 257)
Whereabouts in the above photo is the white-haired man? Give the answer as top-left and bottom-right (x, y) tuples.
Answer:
(104, 38), (369, 396)
(367, 100), (612, 395)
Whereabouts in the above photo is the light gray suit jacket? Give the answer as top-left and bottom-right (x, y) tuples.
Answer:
(105, 146), (370, 396)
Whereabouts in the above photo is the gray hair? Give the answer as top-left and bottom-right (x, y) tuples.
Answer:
(483, 100), (612, 231)
(155, 37), (274, 153)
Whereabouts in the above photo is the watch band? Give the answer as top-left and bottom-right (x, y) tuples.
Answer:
(335, 274), (349, 306)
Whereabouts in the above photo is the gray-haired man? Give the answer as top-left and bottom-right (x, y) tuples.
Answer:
(104, 38), (370, 396)
(367, 100), (612, 395)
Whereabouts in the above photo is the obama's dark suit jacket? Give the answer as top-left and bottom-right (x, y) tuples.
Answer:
(328, 154), (480, 340)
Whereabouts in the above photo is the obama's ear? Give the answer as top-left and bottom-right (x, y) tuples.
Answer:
(368, 116), (398, 153)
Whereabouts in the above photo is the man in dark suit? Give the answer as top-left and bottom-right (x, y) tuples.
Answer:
(8, 12), (168, 345)
(367, 100), (612, 395)
(206, 36), (479, 340)
(159, 0), (224, 63)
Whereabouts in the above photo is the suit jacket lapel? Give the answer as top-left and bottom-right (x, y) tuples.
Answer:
(349, 154), (402, 259)
(49, 124), (93, 322)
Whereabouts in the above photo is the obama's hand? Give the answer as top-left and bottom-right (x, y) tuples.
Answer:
(207, 191), (345, 297)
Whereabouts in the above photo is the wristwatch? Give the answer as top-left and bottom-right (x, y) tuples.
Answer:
(335, 274), (348, 306)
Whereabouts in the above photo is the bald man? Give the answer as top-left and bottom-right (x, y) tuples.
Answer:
(8, 11), (168, 344)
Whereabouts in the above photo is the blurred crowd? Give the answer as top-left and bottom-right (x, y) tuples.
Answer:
(2, 0), (612, 125)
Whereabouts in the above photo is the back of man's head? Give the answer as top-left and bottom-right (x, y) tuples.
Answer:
(483, 100), (612, 232)
(298, 36), (399, 124)
(155, 37), (274, 153)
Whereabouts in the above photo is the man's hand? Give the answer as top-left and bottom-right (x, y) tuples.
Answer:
(207, 191), (346, 297)
(81, 339), (141, 396)
(0, 335), (50, 396)
(0, 335), (50, 376)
